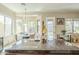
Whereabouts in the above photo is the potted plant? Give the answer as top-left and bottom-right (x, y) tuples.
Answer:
(61, 30), (66, 35)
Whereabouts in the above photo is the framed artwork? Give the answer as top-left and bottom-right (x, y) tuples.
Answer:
(56, 18), (65, 25)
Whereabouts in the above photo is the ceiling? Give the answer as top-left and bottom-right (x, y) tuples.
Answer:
(2, 3), (79, 13)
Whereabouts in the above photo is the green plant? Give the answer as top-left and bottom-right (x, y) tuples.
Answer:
(61, 30), (66, 35)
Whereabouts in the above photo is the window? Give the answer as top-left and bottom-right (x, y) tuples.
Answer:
(24, 17), (40, 40)
(16, 19), (23, 34)
(24, 24), (28, 32)
(65, 20), (73, 34)
(25, 19), (37, 33)
(37, 20), (41, 34)
(28, 21), (35, 33)
(74, 21), (79, 33)
(65, 18), (79, 33)
(5, 17), (12, 36)
(0, 15), (4, 50)
(0, 15), (4, 36)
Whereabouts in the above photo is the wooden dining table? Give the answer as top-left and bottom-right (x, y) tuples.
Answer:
(5, 39), (79, 55)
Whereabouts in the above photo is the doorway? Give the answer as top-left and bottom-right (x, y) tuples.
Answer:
(46, 17), (55, 41)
